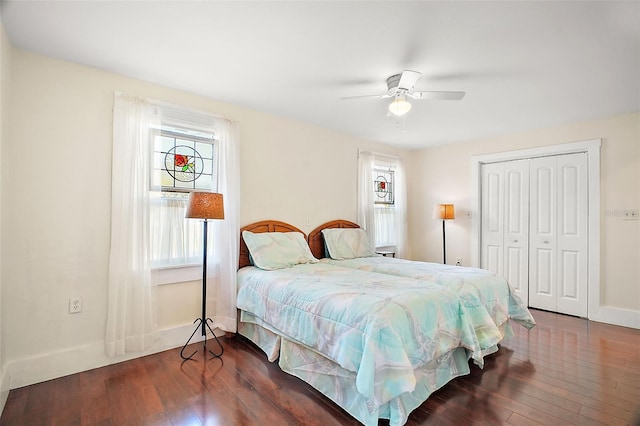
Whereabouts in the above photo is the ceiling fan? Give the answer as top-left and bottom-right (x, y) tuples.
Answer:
(341, 70), (465, 117)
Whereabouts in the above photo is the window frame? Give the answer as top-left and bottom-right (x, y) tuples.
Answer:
(149, 126), (219, 281)
(373, 165), (395, 206)
(151, 128), (218, 193)
(372, 161), (397, 248)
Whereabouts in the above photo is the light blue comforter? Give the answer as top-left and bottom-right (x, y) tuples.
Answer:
(236, 262), (482, 407)
(321, 257), (536, 346)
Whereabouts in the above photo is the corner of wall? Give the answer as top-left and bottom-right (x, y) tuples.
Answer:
(589, 306), (640, 330)
(0, 15), (13, 415)
(0, 366), (9, 413)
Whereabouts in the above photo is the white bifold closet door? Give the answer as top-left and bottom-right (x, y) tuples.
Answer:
(529, 153), (588, 317)
(481, 152), (588, 317)
(481, 160), (530, 301)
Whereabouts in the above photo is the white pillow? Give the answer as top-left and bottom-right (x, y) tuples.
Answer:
(321, 228), (376, 259)
(242, 230), (318, 270)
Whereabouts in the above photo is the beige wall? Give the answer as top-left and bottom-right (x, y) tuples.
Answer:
(406, 112), (640, 312)
(2, 48), (404, 368)
(0, 17), (10, 404)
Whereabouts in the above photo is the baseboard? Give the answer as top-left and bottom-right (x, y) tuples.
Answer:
(589, 306), (640, 329)
(5, 323), (211, 390)
(0, 363), (9, 416)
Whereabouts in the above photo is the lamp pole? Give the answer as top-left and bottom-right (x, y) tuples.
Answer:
(442, 219), (447, 264)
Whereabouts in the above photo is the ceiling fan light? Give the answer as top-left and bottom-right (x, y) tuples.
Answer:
(388, 98), (412, 116)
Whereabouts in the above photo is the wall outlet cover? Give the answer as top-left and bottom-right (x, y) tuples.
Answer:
(69, 297), (82, 314)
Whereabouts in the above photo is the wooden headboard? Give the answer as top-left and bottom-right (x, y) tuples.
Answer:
(308, 219), (360, 259)
(238, 220), (307, 269)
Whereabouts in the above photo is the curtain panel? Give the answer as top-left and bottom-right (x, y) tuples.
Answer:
(150, 194), (202, 267)
(208, 119), (240, 333)
(392, 160), (408, 258)
(106, 94), (159, 357)
(357, 151), (376, 250)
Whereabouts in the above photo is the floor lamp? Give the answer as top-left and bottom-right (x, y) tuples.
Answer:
(433, 203), (455, 264)
(180, 192), (225, 361)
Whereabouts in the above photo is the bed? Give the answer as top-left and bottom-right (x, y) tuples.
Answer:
(236, 220), (484, 426)
(308, 219), (536, 354)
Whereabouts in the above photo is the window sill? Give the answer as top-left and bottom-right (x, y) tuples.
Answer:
(152, 264), (201, 286)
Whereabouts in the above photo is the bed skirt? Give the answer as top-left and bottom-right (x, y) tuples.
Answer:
(238, 311), (471, 426)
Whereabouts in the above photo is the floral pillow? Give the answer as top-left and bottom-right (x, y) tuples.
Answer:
(321, 228), (376, 260)
(242, 230), (318, 270)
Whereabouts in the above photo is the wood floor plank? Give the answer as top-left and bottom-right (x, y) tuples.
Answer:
(506, 411), (545, 426)
(1, 309), (639, 425)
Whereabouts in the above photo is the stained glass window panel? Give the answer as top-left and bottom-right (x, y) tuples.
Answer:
(373, 168), (394, 205)
(151, 130), (217, 192)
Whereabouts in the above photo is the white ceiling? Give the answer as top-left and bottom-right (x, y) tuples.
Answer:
(1, 1), (639, 149)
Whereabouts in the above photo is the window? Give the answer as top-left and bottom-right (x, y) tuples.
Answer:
(358, 151), (406, 257)
(373, 167), (394, 205)
(152, 129), (217, 192)
(373, 163), (395, 248)
(149, 128), (218, 268)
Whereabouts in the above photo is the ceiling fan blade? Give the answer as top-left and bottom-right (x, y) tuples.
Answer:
(340, 93), (392, 100)
(408, 91), (466, 100)
(397, 70), (421, 90)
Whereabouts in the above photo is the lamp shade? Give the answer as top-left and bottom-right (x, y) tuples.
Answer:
(433, 203), (455, 220)
(185, 192), (224, 220)
(388, 97), (412, 116)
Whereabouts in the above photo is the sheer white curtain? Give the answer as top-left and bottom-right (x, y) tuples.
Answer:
(374, 206), (395, 247)
(106, 93), (160, 357)
(392, 161), (408, 258)
(150, 194), (201, 267)
(207, 119), (240, 333)
(357, 151), (376, 250)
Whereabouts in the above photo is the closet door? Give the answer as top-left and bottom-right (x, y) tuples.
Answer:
(555, 153), (588, 317)
(529, 156), (557, 311)
(503, 160), (530, 300)
(481, 163), (504, 276)
(481, 160), (529, 301)
(529, 153), (588, 316)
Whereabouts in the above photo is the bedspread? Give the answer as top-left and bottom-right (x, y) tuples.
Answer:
(321, 257), (536, 345)
(236, 262), (482, 408)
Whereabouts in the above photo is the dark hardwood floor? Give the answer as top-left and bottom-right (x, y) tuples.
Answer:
(2, 309), (639, 425)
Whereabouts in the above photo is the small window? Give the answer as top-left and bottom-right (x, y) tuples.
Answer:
(151, 129), (217, 192)
(372, 162), (396, 248)
(373, 167), (394, 205)
(149, 128), (218, 269)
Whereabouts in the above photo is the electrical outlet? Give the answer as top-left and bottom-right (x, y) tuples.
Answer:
(623, 209), (639, 220)
(69, 297), (82, 314)
(456, 257), (462, 266)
